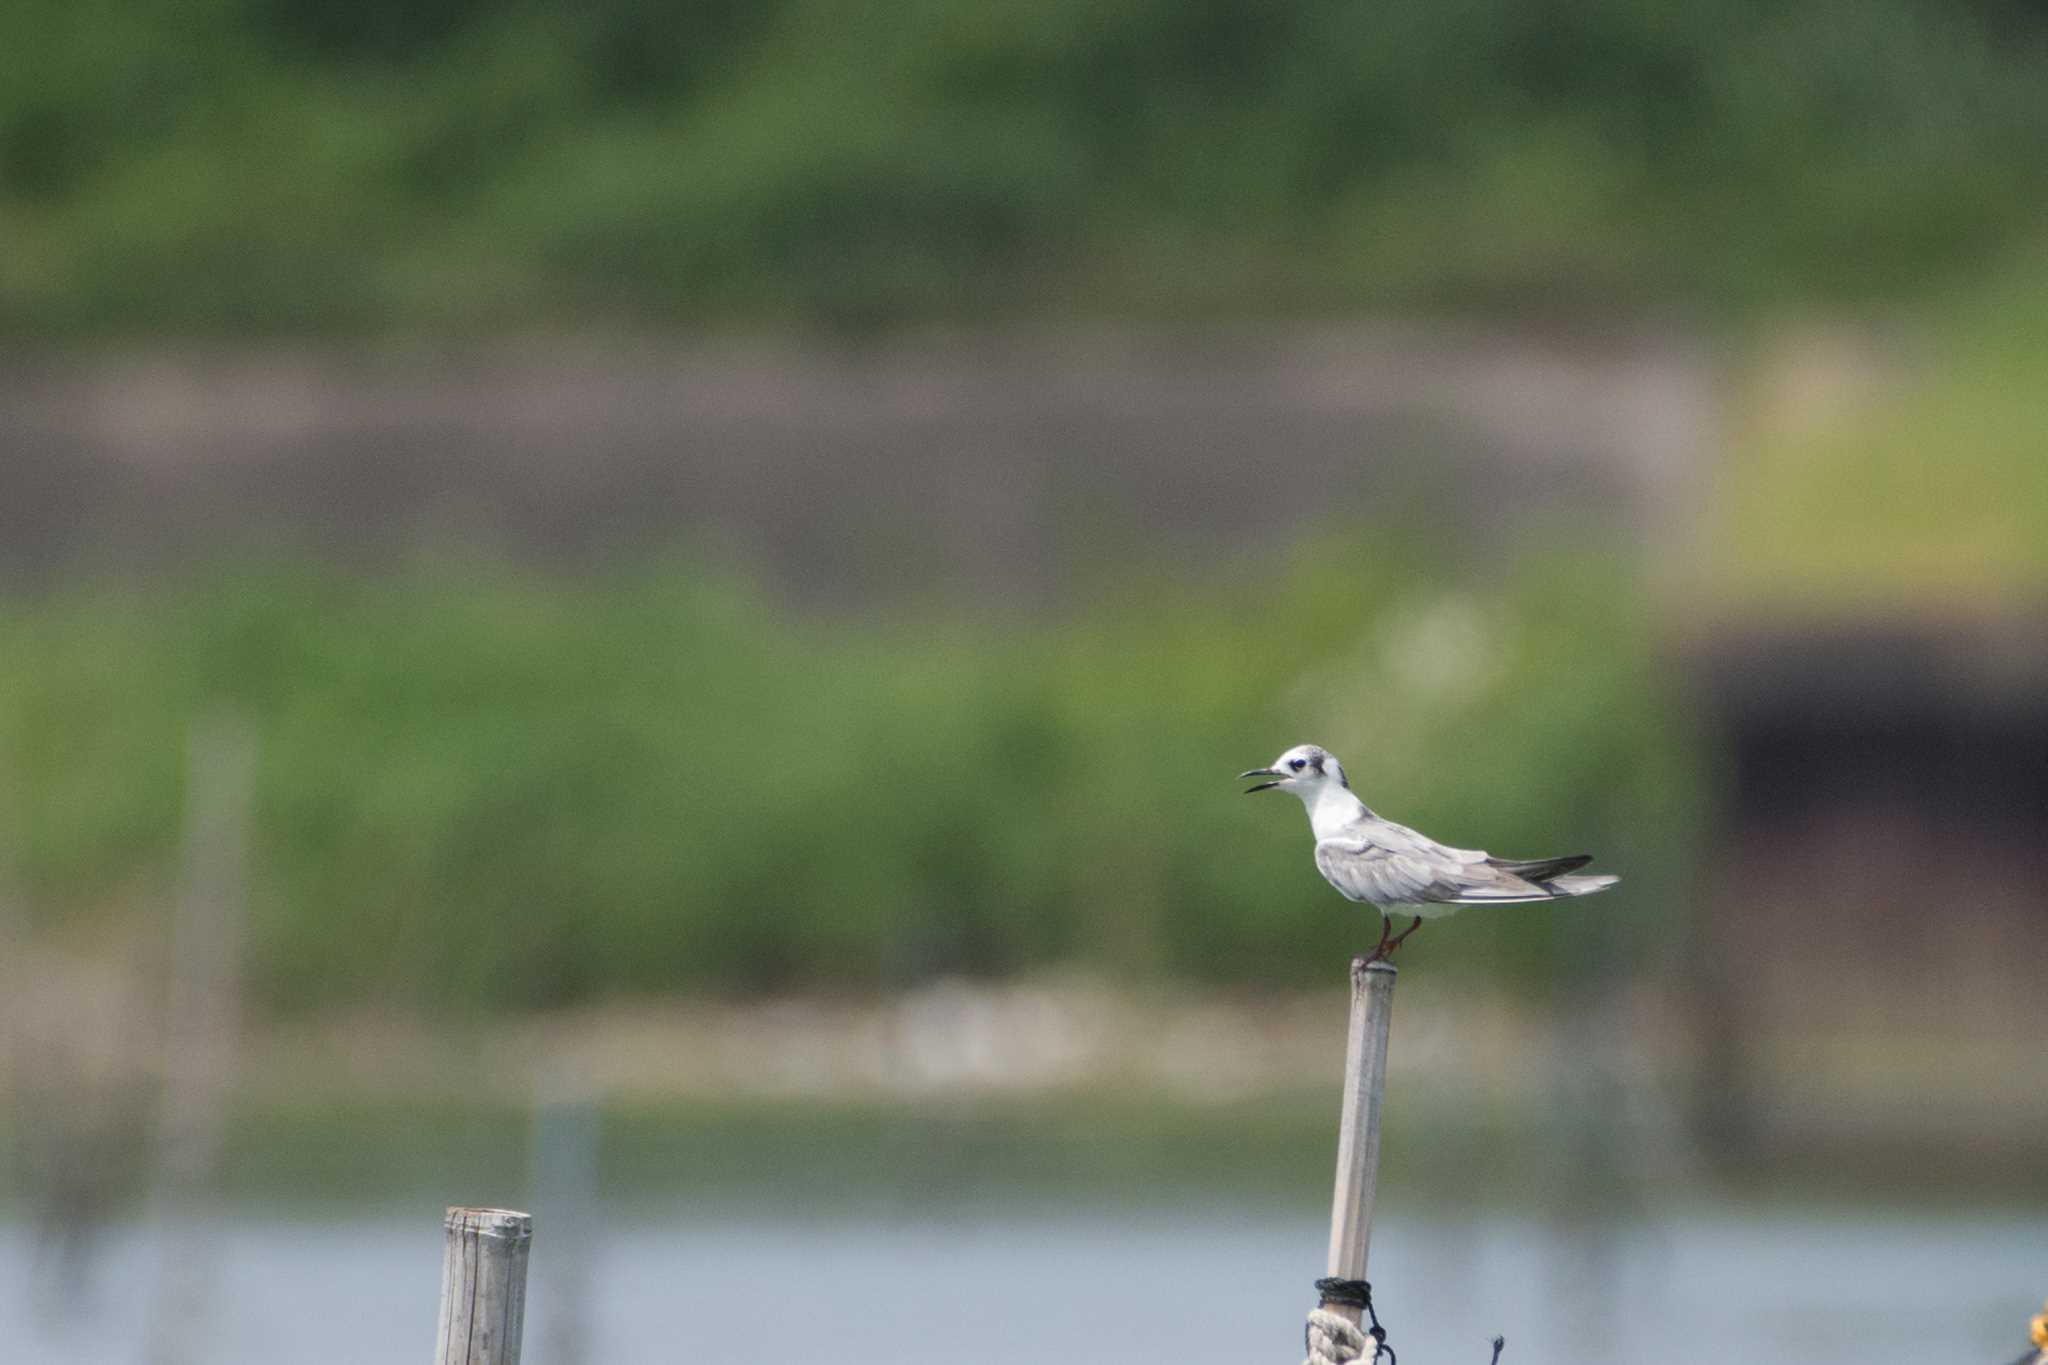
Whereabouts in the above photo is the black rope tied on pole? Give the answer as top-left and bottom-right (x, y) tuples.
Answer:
(1309, 1277), (1507, 1364)
(1314, 1277), (1395, 1365)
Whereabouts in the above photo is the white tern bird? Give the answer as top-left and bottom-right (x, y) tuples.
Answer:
(1240, 743), (1617, 961)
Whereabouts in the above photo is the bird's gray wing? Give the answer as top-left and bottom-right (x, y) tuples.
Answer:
(1314, 820), (1552, 906)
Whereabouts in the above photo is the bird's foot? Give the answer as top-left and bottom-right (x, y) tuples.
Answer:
(1357, 916), (1397, 968)
(1382, 915), (1424, 957)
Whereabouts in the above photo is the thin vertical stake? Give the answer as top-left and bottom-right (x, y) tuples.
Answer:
(434, 1207), (532, 1365)
(1323, 958), (1396, 1325)
(147, 715), (258, 1365)
(531, 1070), (599, 1365)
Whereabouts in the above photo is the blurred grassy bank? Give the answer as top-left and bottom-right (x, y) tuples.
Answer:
(1, 540), (1694, 1012)
(223, 1096), (2048, 1214)
(1707, 251), (2048, 611)
(5, 0), (2046, 334)
(195, 978), (2048, 1211)
(32, 1084), (2045, 1217)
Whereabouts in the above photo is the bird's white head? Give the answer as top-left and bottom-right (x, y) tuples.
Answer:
(1239, 743), (1349, 800)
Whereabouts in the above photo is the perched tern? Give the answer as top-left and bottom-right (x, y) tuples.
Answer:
(1240, 743), (1617, 962)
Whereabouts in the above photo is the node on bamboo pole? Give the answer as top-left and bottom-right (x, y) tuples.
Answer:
(1320, 958), (1396, 1328)
(434, 1207), (532, 1365)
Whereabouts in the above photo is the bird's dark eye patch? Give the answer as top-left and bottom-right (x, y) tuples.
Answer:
(1289, 758), (1307, 771)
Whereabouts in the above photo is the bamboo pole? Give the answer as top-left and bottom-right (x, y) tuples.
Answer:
(147, 715), (257, 1365)
(530, 1069), (598, 1365)
(434, 1207), (533, 1365)
(1320, 958), (1397, 1327)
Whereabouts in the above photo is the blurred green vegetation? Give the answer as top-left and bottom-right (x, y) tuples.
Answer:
(3, 0), (2045, 334)
(218, 1093), (1349, 1214)
(0, 541), (1696, 1011)
(117, 1087), (2048, 1212)
(1708, 252), (2048, 610)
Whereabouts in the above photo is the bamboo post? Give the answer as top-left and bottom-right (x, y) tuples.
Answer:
(147, 715), (257, 1365)
(1320, 958), (1397, 1326)
(531, 1070), (598, 1365)
(434, 1207), (533, 1365)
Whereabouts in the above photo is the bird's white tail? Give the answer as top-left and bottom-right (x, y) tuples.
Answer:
(1547, 874), (1618, 896)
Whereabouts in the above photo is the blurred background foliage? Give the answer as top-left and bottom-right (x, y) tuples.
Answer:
(4, 0), (2048, 333)
(1707, 249), (2048, 610)
(1, 0), (2041, 1022)
(0, 542), (1694, 1011)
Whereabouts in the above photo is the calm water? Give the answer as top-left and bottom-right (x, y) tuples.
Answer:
(4, 1208), (2040, 1364)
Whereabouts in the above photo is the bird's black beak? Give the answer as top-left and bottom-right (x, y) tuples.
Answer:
(1239, 768), (1281, 794)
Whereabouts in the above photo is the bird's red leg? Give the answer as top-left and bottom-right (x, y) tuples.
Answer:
(1361, 914), (1395, 964)
(1384, 916), (1424, 956)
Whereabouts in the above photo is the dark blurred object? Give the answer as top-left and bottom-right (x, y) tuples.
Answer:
(1685, 611), (2048, 1185)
